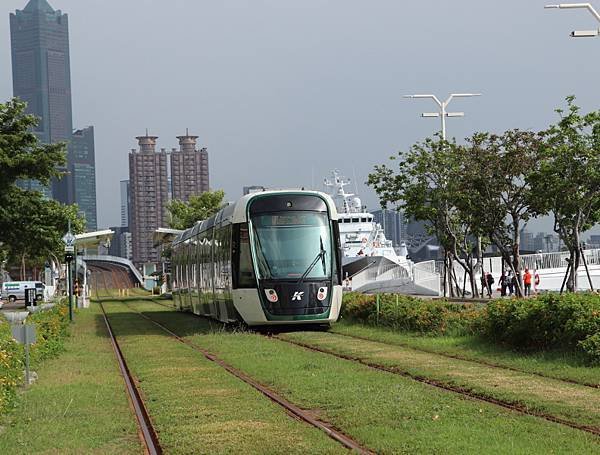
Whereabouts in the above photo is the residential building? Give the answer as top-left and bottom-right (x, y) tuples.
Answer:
(170, 130), (209, 202)
(129, 134), (169, 266)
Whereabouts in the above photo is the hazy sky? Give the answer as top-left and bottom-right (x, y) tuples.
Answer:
(1, 1), (600, 234)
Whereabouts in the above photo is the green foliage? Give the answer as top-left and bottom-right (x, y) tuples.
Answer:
(578, 334), (600, 366)
(482, 293), (600, 363)
(0, 187), (85, 273)
(0, 302), (70, 415)
(341, 292), (483, 336)
(0, 98), (85, 273)
(0, 322), (23, 414)
(167, 189), (225, 230)
(0, 98), (66, 192)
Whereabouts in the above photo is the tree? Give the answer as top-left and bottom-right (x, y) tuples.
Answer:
(0, 187), (85, 279)
(0, 98), (82, 278)
(529, 97), (600, 291)
(458, 130), (543, 296)
(167, 190), (225, 230)
(0, 98), (66, 192)
(368, 137), (480, 297)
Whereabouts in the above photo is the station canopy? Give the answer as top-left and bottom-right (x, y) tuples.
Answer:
(74, 229), (114, 249)
(153, 227), (184, 247)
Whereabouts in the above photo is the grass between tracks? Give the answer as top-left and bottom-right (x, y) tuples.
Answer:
(100, 301), (341, 455)
(127, 299), (599, 454)
(331, 322), (600, 387)
(0, 304), (141, 454)
(279, 330), (600, 429)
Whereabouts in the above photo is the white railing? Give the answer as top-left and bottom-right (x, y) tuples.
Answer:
(412, 260), (441, 296)
(349, 261), (411, 291)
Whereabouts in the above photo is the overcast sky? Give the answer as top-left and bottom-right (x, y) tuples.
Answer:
(1, 0), (600, 234)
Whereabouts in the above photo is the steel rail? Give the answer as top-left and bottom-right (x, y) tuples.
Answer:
(274, 336), (600, 437)
(124, 303), (373, 454)
(98, 301), (163, 454)
(328, 330), (600, 390)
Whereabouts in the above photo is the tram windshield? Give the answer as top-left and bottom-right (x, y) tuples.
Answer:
(250, 211), (332, 280)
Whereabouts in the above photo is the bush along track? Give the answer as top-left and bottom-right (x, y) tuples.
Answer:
(0, 302), (70, 415)
(341, 292), (600, 366)
(125, 299), (599, 454)
(100, 301), (346, 454)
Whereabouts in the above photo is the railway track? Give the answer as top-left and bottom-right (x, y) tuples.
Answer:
(98, 301), (163, 455)
(326, 330), (600, 390)
(143, 298), (600, 438)
(91, 266), (372, 454)
(271, 335), (600, 438)
(120, 302), (373, 454)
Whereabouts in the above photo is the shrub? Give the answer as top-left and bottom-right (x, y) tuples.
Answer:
(481, 293), (600, 360)
(0, 302), (70, 415)
(579, 334), (600, 365)
(341, 293), (484, 336)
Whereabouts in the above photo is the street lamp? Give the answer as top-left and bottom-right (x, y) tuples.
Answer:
(545, 3), (600, 37)
(403, 93), (481, 140)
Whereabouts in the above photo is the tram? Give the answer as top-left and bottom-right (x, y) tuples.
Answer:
(171, 190), (343, 326)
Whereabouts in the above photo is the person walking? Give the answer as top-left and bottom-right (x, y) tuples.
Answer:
(523, 268), (532, 297)
(506, 270), (514, 296)
(534, 270), (541, 294)
(500, 271), (509, 296)
(486, 272), (495, 298)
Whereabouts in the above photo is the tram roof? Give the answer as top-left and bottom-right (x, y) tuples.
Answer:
(172, 190), (338, 246)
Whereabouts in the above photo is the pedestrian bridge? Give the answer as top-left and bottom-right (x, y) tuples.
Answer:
(81, 255), (147, 289)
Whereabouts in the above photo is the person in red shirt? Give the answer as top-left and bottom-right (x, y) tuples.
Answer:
(523, 268), (532, 296)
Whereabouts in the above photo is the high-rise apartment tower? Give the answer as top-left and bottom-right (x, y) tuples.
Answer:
(129, 134), (169, 265)
(170, 130), (209, 202)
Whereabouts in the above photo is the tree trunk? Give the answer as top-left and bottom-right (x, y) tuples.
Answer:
(20, 253), (26, 281)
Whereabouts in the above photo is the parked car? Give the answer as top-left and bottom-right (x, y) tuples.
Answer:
(1, 281), (45, 303)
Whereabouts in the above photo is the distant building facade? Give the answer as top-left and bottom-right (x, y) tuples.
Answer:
(372, 209), (406, 247)
(120, 180), (130, 228)
(70, 126), (97, 230)
(129, 134), (169, 265)
(108, 226), (132, 260)
(243, 185), (266, 195)
(170, 131), (209, 202)
(10, 0), (97, 221)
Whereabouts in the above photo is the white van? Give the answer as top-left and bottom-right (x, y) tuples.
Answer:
(1, 281), (45, 303)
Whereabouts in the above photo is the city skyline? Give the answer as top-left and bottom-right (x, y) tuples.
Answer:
(2, 1), (600, 235)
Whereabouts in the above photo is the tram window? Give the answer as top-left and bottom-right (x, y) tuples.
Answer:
(352, 218), (359, 223)
(232, 223), (256, 288)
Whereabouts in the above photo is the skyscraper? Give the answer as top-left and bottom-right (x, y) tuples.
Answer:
(170, 130), (209, 202)
(372, 209), (406, 247)
(10, 0), (97, 223)
(120, 180), (130, 228)
(70, 126), (97, 230)
(129, 134), (169, 266)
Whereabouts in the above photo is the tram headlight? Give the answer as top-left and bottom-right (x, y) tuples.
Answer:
(317, 287), (328, 301)
(264, 288), (279, 303)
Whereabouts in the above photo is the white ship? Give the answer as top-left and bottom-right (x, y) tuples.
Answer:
(322, 171), (441, 296)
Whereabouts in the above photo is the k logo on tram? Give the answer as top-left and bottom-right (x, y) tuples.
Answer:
(291, 291), (304, 301)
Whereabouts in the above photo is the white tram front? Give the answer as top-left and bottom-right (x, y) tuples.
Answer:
(171, 190), (343, 326)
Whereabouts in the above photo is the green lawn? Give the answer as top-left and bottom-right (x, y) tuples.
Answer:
(129, 299), (600, 454)
(279, 330), (600, 429)
(101, 301), (342, 454)
(331, 322), (600, 386)
(0, 304), (142, 454)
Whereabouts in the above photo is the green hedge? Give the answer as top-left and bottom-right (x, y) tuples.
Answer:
(0, 303), (70, 414)
(341, 293), (484, 336)
(483, 293), (600, 363)
(341, 292), (600, 364)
